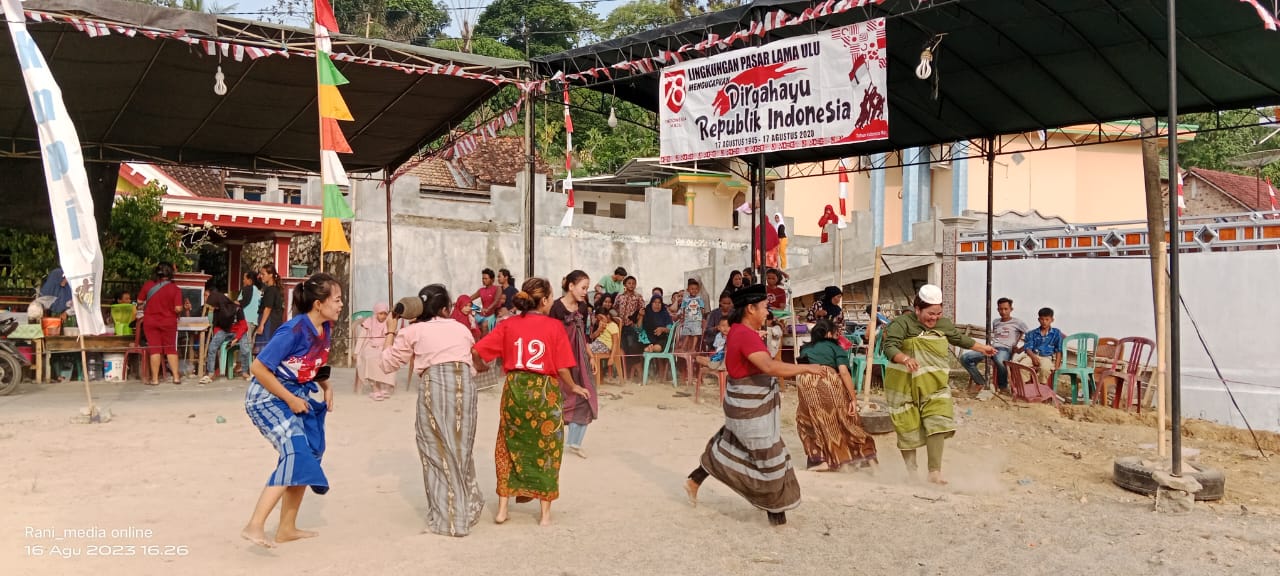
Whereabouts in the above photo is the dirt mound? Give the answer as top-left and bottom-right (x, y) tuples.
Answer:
(1183, 419), (1280, 454)
(1058, 404), (1159, 426)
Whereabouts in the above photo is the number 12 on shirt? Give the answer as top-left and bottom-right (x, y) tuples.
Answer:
(512, 338), (546, 371)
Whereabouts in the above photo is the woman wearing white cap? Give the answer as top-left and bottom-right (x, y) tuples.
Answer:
(881, 284), (996, 485)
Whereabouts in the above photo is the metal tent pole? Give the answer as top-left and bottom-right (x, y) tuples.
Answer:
(525, 80), (537, 279)
(385, 173), (394, 307)
(757, 153), (767, 285)
(1166, 0), (1183, 476)
(985, 139), (995, 391)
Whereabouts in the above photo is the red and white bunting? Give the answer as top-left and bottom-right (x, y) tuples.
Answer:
(1176, 170), (1186, 217)
(1269, 178), (1278, 212)
(837, 159), (849, 217)
(1240, 0), (1278, 30)
(20, 10), (525, 88)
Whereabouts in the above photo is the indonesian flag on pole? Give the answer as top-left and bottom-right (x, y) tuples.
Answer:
(1176, 170), (1185, 217)
(1269, 178), (1278, 213)
(3, 0), (107, 335)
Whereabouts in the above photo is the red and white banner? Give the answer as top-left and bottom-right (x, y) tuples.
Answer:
(659, 20), (888, 163)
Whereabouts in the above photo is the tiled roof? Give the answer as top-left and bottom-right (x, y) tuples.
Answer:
(154, 165), (227, 198)
(403, 157), (473, 189)
(458, 137), (552, 186)
(1188, 167), (1276, 211)
(396, 136), (553, 190)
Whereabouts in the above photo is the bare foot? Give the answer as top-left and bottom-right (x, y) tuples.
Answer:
(683, 479), (699, 507)
(538, 514), (552, 527)
(928, 470), (949, 485)
(240, 527), (275, 548)
(571, 446), (587, 459)
(274, 528), (318, 543)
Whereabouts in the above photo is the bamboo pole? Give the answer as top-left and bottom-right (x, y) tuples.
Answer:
(77, 333), (95, 418)
(860, 246), (882, 401)
(1155, 241), (1169, 458)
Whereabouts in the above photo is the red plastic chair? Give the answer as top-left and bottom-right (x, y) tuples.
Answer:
(1006, 361), (1061, 406)
(1104, 336), (1155, 413)
(696, 364), (728, 404)
(121, 319), (148, 382)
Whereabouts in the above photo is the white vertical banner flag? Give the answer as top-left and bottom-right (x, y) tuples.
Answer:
(3, 0), (108, 335)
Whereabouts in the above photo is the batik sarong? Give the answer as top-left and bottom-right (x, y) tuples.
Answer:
(416, 362), (484, 536)
(794, 367), (878, 469)
(495, 371), (564, 501)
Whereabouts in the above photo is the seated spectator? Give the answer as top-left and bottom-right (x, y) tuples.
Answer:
(695, 317), (730, 372)
(1020, 307), (1065, 390)
(961, 297), (1028, 390)
(589, 309), (618, 355)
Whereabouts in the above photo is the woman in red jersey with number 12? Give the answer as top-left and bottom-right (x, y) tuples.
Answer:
(473, 277), (590, 527)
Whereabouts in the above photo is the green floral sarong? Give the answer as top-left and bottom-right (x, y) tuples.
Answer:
(884, 331), (955, 450)
(495, 371), (564, 501)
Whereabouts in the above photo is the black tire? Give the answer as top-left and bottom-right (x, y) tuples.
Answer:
(0, 350), (22, 396)
(1112, 456), (1225, 501)
(860, 410), (894, 435)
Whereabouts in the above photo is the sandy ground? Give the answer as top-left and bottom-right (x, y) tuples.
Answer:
(2, 368), (1279, 576)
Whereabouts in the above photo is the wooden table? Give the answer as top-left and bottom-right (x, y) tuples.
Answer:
(41, 335), (133, 383)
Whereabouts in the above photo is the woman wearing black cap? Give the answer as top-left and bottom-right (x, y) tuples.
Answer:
(682, 284), (824, 527)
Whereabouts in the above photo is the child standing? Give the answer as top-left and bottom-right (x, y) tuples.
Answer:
(356, 302), (397, 400)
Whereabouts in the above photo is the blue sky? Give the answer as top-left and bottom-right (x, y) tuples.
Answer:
(230, 0), (630, 39)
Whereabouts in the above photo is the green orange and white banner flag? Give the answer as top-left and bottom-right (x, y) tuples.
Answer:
(316, 0), (354, 253)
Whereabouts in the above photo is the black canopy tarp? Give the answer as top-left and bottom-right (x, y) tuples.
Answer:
(0, 0), (526, 174)
(533, 0), (1280, 165)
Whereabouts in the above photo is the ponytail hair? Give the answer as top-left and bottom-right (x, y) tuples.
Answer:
(562, 269), (589, 293)
(260, 264), (280, 286)
(416, 284), (452, 321)
(292, 273), (340, 315)
(512, 277), (551, 314)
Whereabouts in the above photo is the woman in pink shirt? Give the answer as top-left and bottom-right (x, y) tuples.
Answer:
(380, 284), (489, 537)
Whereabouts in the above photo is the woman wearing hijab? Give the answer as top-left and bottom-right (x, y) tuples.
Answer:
(356, 303), (397, 400)
(683, 284), (823, 526)
(806, 286), (845, 327)
(451, 295), (482, 340)
(39, 268), (74, 317)
(722, 270), (745, 296)
(796, 319), (877, 471)
(641, 294), (673, 353)
(882, 285), (996, 485)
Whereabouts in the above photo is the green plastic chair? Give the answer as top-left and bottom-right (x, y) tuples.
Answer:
(110, 304), (136, 336)
(641, 324), (678, 387)
(352, 310), (373, 323)
(1054, 332), (1099, 404)
(849, 332), (889, 394)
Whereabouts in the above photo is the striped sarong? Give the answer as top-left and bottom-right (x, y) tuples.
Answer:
(884, 331), (956, 450)
(495, 371), (564, 501)
(416, 362), (484, 536)
(699, 373), (800, 513)
(794, 367), (878, 470)
(245, 381), (329, 494)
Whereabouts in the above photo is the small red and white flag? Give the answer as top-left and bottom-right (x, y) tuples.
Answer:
(1269, 177), (1278, 213)
(1176, 170), (1185, 217)
(837, 159), (849, 216)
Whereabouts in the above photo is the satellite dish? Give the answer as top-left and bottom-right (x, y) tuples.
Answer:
(1226, 149), (1280, 169)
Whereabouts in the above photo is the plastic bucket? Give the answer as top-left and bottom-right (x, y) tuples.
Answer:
(103, 353), (126, 381)
(41, 317), (62, 337)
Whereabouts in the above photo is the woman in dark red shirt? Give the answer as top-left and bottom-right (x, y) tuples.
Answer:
(683, 284), (822, 527)
(137, 262), (184, 385)
(473, 277), (590, 527)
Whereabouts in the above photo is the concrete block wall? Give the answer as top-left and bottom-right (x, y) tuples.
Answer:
(349, 174), (770, 314)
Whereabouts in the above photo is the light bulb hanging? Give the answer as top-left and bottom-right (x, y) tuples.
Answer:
(915, 49), (933, 80)
(213, 65), (228, 96)
(607, 105), (618, 129)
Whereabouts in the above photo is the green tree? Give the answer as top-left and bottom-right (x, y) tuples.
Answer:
(475, 0), (599, 57)
(102, 183), (190, 282)
(128, 0), (240, 13)
(432, 37), (525, 60)
(0, 229), (57, 282)
(1179, 109), (1280, 184)
(268, 0), (450, 43)
(599, 0), (679, 38)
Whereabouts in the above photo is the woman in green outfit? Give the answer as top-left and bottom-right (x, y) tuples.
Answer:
(881, 285), (996, 485)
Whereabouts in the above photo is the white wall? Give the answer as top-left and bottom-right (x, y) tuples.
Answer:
(957, 252), (1280, 431)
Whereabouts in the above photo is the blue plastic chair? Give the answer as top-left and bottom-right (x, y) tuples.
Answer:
(849, 331), (889, 394)
(1054, 332), (1099, 404)
(641, 324), (678, 387)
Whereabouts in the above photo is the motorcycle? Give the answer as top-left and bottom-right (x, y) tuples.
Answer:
(0, 318), (29, 396)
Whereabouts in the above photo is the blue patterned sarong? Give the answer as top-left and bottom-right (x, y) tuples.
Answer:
(245, 380), (329, 494)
